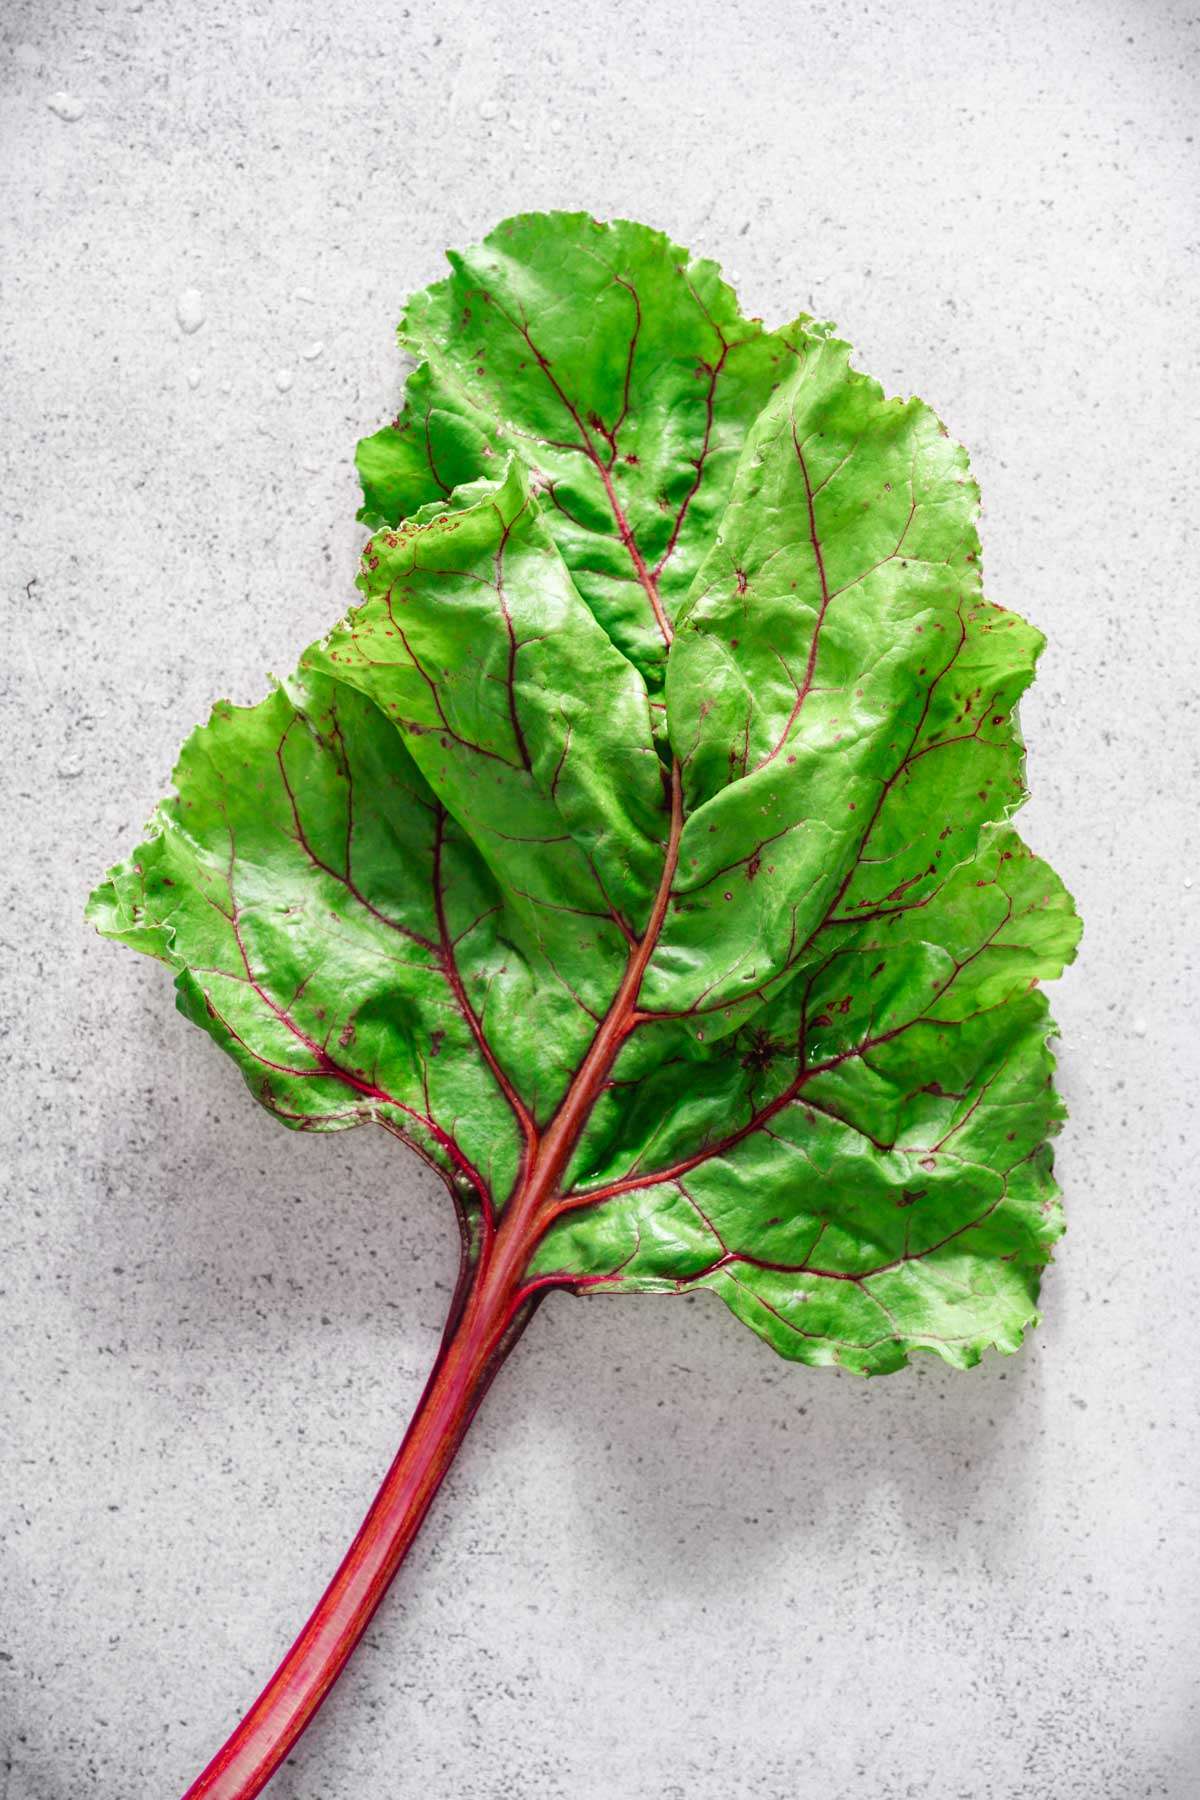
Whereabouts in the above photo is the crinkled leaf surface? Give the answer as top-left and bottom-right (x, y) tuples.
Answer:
(90, 211), (1079, 1375)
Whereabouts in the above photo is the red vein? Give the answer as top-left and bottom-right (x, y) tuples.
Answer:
(274, 718), (439, 955)
(375, 599), (525, 772)
(652, 283), (730, 580)
(751, 423), (833, 773)
(642, 604), (975, 1024)
(493, 499), (533, 772)
(504, 762), (684, 1228)
(553, 895), (1014, 1212)
(212, 826), (492, 1216)
(423, 406), (452, 497)
(609, 276), (641, 457)
(676, 1183), (1011, 1291)
(432, 804), (537, 1150)
(477, 290), (673, 647)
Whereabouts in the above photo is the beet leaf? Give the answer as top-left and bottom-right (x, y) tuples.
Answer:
(89, 211), (1080, 1800)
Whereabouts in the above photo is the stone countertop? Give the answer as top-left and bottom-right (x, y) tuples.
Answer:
(1, 2), (1198, 1796)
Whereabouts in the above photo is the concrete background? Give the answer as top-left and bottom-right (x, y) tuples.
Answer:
(2, 1), (1198, 1795)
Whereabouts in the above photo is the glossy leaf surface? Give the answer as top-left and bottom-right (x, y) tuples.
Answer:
(90, 211), (1079, 1374)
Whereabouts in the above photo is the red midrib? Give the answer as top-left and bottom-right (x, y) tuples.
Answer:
(507, 762), (682, 1232)
(175, 765), (684, 1800)
(173, 299), (705, 1800)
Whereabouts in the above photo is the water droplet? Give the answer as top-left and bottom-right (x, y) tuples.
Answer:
(301, 340), (324, 361)
(47, 91), (85, 122)
(1184, 877), (1194, 891)
(274, 368), (294, 392)
(218, 379), (233, 396)
(302, 455), (323, 475)
(549, 117), (563, 135)
(478, 96), (500, 119)
(292, 286), (316, 305)
(186, 366), (202, 390)
(1133, 1018), (1148, 1037)
(176, 287), (206, 334)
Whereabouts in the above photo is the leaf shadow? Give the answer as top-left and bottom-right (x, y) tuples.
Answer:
(87, 1029), (1043, 1603)
(522, 1276), (1046, 1583)
(68, 1012), (1051, 1797)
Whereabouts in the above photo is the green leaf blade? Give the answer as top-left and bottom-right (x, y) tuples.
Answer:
(533, 831), (1078, 1373)
(358, 211), (808, 683)
(91, 210), (1080, 1379)
(87, 671), (530, 1211)
(314, 460), (670, 933)
(649, 332), (1043, 1024)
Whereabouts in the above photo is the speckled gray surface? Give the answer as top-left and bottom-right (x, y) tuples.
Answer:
(2, 2), (1199, 1796)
